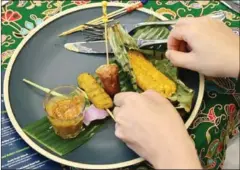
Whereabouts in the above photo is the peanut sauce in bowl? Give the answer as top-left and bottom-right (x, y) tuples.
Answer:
(44, 86), (85, 139)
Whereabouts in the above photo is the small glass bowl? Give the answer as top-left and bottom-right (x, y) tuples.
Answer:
(43, 86), (85, 139)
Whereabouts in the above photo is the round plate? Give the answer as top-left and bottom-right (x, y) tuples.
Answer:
(4, 2), (205, 169)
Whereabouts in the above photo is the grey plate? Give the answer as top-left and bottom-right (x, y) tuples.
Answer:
(4, 3), (204, 169)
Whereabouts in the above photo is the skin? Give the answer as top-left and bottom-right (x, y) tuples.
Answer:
(114, 16), (239, 169)
(166, 16), (239, 78)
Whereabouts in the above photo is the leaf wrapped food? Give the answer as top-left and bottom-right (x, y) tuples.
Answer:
(128, 50), (177, 98)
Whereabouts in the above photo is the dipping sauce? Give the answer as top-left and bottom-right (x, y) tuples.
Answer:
(44, 86), (85, 139)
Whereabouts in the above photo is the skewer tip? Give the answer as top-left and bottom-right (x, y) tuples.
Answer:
(102, 1), (108, 6)
(58, 33), (65, 37)
(22, 78), (29, 83)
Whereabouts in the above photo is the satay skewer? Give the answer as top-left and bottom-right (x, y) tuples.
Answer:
(23, 78), (116, 121)
(101, 1), (116, 121)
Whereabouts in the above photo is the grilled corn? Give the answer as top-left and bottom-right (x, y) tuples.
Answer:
(128, 50), (176, 97)
(77, 73), (113, 109)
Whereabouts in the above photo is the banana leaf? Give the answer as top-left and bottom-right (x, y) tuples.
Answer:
(132, 16), (170, 40)
(108, 24), (139, 91)
(23, 117), (105, 156)
(23, 97), (105, 156)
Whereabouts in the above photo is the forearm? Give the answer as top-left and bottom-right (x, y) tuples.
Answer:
(152, 152), (202, 169)
(151, 137), (202, 169)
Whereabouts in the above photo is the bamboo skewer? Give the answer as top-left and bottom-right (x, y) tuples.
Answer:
(22, 79), (115, 121)
(59, 10), (124, 36)
(59, 2), (144, 36)
(104, 23), (109, 65)
(102, 1), (109, 65)
(22, 79), (63, 97)
(106, 109), (116, 121)
(102, 2), (114, 121)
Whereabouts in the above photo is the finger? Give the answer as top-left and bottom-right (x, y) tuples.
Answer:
(114, 125), (123, 139)
(165, 50), (195, 69)
(114, 123), (128, 141)
(167, 26), (191, 50)
(126, 143), (135, 151)
(115, 122), (119, 130)
(114, 92), (139, 107)
(168, 40), (187, 52)
(115, 130), (131, 143)
(167, 36), (181, 51)
(141, 90), (167, 104)
(179, 41), (187, 52)
(186, 44), (192, 51)
(168, 17), (196, 50)
(167, 26), (183, 51)
(113, 107), (121, 122)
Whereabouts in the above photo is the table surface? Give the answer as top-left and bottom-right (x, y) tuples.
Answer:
(1, 1), (240, 170)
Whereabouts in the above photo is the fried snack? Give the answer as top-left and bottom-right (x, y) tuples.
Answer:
(77, 73), (113, 109)
(96, 64), (120, 96)
(128, 50), (177, 98)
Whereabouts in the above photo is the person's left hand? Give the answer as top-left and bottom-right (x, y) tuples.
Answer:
(114, 90), (201, 169)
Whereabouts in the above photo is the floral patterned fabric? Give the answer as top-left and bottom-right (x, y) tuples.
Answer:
(1, 1), (240, 170)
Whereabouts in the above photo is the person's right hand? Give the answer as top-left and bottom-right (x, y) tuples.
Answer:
(166, 16), (239, 78)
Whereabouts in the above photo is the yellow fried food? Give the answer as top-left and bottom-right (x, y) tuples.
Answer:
(77, 73), (113, 109)
(128, 50), (176, 98)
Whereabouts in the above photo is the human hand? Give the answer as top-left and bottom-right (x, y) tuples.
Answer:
(114, 90), (201, 169)
(166, 16), (239, 78)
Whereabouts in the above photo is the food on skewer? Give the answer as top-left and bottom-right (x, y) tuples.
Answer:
(77, 73), (113, 109)
(128, 50), (177, 98)
(95, 2), (121, 97)
(96, 64), (120, 96)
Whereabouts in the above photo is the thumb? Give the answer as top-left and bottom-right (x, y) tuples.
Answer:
(165, 50), (195, 69)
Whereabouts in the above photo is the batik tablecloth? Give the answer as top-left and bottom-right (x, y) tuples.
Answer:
(1, 1), (240, 170)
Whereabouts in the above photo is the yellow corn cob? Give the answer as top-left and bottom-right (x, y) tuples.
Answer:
(128, 50), (176, 98)
(77, 73), (113, 109)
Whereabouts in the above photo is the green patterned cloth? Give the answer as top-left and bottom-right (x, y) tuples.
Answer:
(1, 1), (240, 170)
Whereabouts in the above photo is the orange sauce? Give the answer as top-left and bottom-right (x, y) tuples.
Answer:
(45, 95), (85, 139)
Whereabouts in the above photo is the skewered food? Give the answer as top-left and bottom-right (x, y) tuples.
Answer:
(96, 64), (120, 96)
(77, 73), (113, 109)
